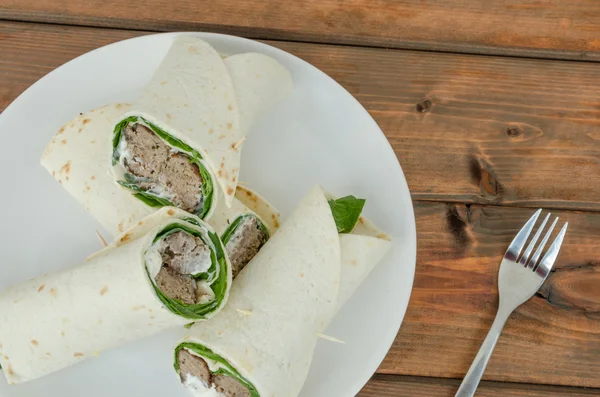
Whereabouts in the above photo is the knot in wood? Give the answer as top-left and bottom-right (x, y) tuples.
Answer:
(506, 126), (522, 138)
(416, 99), (432, 113)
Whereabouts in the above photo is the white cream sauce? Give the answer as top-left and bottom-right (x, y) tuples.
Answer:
(114, 121), (177, 202)
(182, 349), (230, 397)
(178, 246), (212, 276)
(184, 374), (224, 397)
(144, 242), (164, 279)
(195, 280), (216, 304)
(225, 216), (255, 254)
(186, 349), (225, 373)
(146, 235), (213, 278)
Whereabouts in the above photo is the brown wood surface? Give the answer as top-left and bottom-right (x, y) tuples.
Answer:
(2, 18), (600, 396)
(359, 375), (600, 396)
(382, 202), (600, 387)
(2, 22), (600, 211)
(2, 0), (600, 60)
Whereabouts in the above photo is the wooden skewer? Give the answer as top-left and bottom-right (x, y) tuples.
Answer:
(235, 308), (253, 316)
(232, 136), (247, 151)
(96, 230), (108, 248)
(315, 332), (346, 344)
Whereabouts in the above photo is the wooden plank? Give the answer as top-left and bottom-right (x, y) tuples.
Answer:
(359, 375), (600, 396)
(379, 202), (600, 387)
(2, 22), (600, 211)
(2, 0), (600, 61)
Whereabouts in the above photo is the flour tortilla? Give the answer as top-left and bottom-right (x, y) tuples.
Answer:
(336, 217), (391, 313)
(41, 105), (274, 237)
(113, 37), (293, 209)
(224, 52), (293, 134)
(0, 209), (230, 384)
(42, 103), (151, 236)
(176, 187), (392, 397)
(41, 44), (292, 235)
(112, 36), (239, 213)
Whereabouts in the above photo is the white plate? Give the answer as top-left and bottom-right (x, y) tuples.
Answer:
(0, 33), (416, 397)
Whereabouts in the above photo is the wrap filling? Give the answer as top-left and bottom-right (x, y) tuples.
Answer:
(145, 222), (228, 319)
(154, 231), (214, 305)
(221, 215), (269, 278)
(113, 117), (215, 218)
(176, 344), (258, 397)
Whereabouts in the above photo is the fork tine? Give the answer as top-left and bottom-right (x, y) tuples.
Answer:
(518, 213), (550, 266)
(505, 209), (541, 261)
(527, 217), (558, 269)
(535, 222), (568, 274)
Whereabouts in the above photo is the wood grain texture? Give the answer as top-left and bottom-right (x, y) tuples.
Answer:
(2, 0), (600, 60)
(2, 20), (600, 393)
(2, 22), (600, 211)
(381, 202), (600, 387)
(359, 375), (600, 396)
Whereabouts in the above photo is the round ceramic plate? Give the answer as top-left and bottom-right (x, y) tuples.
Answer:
(0, 33), (416, 397)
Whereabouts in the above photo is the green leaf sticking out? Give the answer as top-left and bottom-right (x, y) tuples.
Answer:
(328, 195), (366, 233)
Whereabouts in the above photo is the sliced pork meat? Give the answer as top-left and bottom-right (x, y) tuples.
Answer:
(213, 375), (251, 397)
(177, 349), (250, 397)
(121, 123), (204, 213)
(153, 231), (213, 304)
(122, 123), (169, 179)
(226, 216), (268, 278)
(178, 349), (211, 384)
(154, 267), (196, 304)
(161, 153), (205, 212)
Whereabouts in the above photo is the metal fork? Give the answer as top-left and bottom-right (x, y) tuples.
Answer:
(455, 209), (568, 397)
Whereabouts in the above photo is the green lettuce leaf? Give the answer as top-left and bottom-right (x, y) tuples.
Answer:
(112, 116), (138, 165)
(221, 214), (269, 246)
(328, 195), (366, 233)
(112, 115), (201, 161)
(116, 180), (174, 207)
(190, 157), (214, 219)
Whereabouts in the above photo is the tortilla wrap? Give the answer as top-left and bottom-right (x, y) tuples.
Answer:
(42, 104), (149, 235)
(0, 208), (231, 384)
(173, 186), (392, 397)
(111, 36), (293, 215)
(41, 38), (292, 235)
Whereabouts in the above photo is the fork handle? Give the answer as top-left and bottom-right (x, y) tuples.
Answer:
(454, 308), (511, 397)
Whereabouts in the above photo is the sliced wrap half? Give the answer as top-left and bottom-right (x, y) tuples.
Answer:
(111, 36), (292, 216)
(0, 208), (231, 384)
(41, 37), (292, 234)
(173, 187), (392, 397)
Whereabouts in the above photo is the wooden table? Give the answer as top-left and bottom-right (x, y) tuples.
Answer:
(2, 1), (600, 395)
